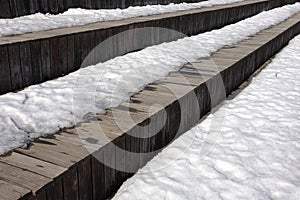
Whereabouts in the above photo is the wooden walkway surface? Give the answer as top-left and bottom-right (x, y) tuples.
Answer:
(0, 0), (296, 94)
(0, 11), (299, 200)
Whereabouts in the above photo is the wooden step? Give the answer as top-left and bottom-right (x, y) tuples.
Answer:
(0, 0), (297, 94)
(0, 11), (299, 200)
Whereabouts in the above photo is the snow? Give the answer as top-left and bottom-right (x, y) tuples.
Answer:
(0, 0), (245, 37)
(112, 34), (300, 200)
(0, 3), (300, 154)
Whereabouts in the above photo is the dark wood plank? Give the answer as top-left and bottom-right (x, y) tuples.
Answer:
(19, 42), (33, 87)
(29, 0), (39, 14)
(63, 167), (79, 200)
(8, 44), (23, 90)
(48, 0), (58, 14)
(67, 35), (75, 72)
(39, 0), (49, 13)
(91, 150), (105, 200)
(41, 39), (51, 81)
(8, 0), (18, 17)
(81, 31), (95, 68)
(103, 142), (116, 198)
(74, 34), (83, 70)
(78, 157), (93, 200)
(50, 37), (60, 78)
(57, 0), (65, 12)
(45, 178), (64, 200)
(0, 0), (12, 18)
(58, 36), (68, 75)
(30, 40), (43, 84)
(0, 45), (12, 94)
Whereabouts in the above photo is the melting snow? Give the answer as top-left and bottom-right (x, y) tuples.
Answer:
(0, 3), (300, 154)
(112, 33), (300, 200)
(0, 0), (244, 37)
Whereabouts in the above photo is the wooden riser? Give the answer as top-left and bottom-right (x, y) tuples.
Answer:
(0, 0), (297, 95)
(0, 11), (299, 200)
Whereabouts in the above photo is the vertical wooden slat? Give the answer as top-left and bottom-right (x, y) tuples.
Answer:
(67, 35), (75, 72)
(30, 40), (43, 84)
(58, 36), (68, 75)
(113, 135), (128, 188)
(50, 37), (60, 78)
(0, 0), (12, 18)
(46, 178), (64, 200)
(8, 0), (18, 17)
(91, 150), (106, 200)
(29, 0), (39, 14)
(41, 39), (51, 81)
(8, 44), (23, 91)
(63, 167), (79, 200)
(74, 34), (83, 70)
(57, 0), (65, 12)
(48, 0), (58, 14)
(0, 45), (11, 94)
(103, 142), (116, 198)
(40, 0), (49, 13)
(78, 157), (93, 200)
(19, 42), (33, 88)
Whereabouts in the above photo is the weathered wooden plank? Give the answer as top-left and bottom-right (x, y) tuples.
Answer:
(0, 162), (51, 192)
(58, 36), (68, 75)
(45, 178), (64, 200)
(19, 42), (33, 87)
(0, 45), (12, 94)
(78, 157), (93, 200)
(91, 150), (106, 200)
(29, 0), (39, 14)
(0, 152), (65, 179)
(0, 180), (31, 200)
(30, 40), (43, 84)
(15, 144), (80, 168)
(57, 0), (65, 12)
(41, 39), (51, 81)
(67, 35), (75, 72)
(63, 167), (79, 200)
(39, 0), (49, 13)
(8, 0), (18, 17)
(8, 44), (23, 90)
(50, 37), (60, 78)
(34, 137), (90, 159)
(0, 0), (12, 18)
(74, 34), (83, 70)
(48, 0), (58, 14)
(103, 142), (116, 198)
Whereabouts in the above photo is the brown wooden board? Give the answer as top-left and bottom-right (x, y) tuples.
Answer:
(19, 42), (33, 87)
(8, 44), (23, 90)
(0, 45), (12, 93)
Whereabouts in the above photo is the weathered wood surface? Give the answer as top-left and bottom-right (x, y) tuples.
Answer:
(0, 0), (297, 94)
(0, 11), (299, 200)
(0, 0), (206, 18)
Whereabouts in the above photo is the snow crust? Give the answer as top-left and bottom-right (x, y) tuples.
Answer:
(112, 34), (300, 200)
(0, 3), (300, 154)
(0, 0), (244, 37)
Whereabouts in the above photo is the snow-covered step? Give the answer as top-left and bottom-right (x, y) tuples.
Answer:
(0, 0), (295, 94)
(113, 26), (300, 200)
(0, 0), (205, 18)
(1, 9), (299, 200)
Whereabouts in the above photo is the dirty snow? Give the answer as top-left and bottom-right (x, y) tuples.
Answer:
(0, 0), (245, 37)
(0, 3), (300, 154)
(113, 34), (300, 200)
